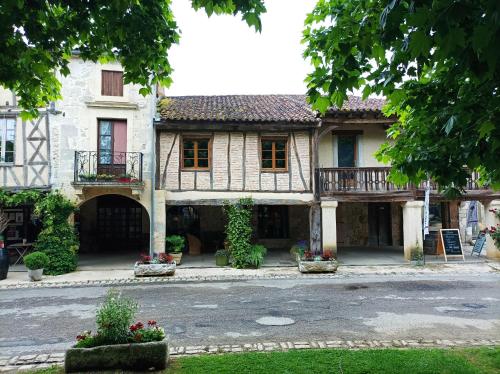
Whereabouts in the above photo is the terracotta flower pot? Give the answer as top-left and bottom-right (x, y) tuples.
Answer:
(169, 252), (182, 265)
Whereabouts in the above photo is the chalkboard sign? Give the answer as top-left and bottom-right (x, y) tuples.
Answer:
(440, 229), (465, 261)
(472, 235), (486, 256)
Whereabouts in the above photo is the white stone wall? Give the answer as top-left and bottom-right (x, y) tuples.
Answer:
(49, 57), (156, 203)
(158, 131), (312, 193)
(318, 123), (388, 168)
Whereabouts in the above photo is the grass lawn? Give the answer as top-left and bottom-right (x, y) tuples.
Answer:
(27, 347), (500, 374)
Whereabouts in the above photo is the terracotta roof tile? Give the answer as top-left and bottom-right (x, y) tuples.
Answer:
(157, 94), (384, 123)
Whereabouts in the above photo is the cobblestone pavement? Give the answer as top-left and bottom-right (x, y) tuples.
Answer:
(1, 339), (499, 372)
(1, 262), (498, 290)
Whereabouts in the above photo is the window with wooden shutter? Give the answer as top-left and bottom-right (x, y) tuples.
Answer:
(101, 70), (124, 96)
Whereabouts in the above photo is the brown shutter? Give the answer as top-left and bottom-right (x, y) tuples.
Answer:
(101, 70), (124, 96)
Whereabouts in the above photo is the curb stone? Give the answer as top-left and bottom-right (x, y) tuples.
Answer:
(2, 339), (499, 371)
(1, 262), (499, 290)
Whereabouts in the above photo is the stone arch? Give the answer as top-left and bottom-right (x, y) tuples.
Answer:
(76, 193), (150, 255)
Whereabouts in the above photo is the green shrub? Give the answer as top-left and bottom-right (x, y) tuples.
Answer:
(223, 198), (254, 268)
(33, 192), (79, 275)
(214, 249), (229, 257)
(165, 234), (185, 253)
(246, 244), (267, 268)
(96, 289), (138, 345)
(23, 251), (50, 270)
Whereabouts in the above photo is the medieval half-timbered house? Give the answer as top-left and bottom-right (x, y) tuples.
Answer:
(0, 87), (51, 246)
(154, 95), (318, 257)
(154, 94), (500, 262)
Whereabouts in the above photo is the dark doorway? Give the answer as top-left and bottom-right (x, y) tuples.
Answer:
(78, 194), (149, 253)
(368, 202), (392, 247)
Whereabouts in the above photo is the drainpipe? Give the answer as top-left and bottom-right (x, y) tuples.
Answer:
(149, 112), (157, 258)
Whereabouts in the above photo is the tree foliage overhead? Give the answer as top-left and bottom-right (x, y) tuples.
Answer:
(0, 0), (266, 117)
(303, 0), (500, 194)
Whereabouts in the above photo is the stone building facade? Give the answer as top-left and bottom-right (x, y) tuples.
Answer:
(48, 56), (156, 254)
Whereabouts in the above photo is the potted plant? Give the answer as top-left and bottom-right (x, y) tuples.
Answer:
(117, 173), (134, 183)
(96, 173), (115, 181)
(0, 208), (10, 280)
(24, 251), (50, 281)
(65, 289), (169, 372)
(215, 249), (229, 266)
(290, 240), (308, 262)
(245, 244), (267, 268)
(165, 235), (185, 265)
(78, 173), (97, 182)
(298, 249), (338, 273)
(134, 253), (176, 277)
(410, 247), (425, 266)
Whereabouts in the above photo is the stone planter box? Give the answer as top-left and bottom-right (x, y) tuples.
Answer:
(134, 262), (176, 277)
(65, 339), (169, 372)
(298, 259), (338, 273)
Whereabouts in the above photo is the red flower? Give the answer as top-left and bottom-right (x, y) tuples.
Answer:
(135, 321), (144, 329)
(130, 324), (138, 332)
(140, 254), (151, 264)
(76, 335), (85, 341)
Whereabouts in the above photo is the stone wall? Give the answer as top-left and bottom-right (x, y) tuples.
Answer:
(49, 57), (155, 203)
(337, 203), (369, 246)
(158, 131), (311, 193)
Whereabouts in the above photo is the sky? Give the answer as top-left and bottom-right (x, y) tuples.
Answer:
(167, 0), (317, 96)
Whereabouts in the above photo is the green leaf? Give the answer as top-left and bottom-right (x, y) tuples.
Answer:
(478, 121), (495, 139)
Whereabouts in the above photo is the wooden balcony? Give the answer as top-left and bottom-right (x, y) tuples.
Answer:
(317, 167), (498, 202)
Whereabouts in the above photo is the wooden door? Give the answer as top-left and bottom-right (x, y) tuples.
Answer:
(368, 203), (392, 247)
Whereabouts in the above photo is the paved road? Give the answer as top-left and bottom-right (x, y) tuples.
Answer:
(1, 274), (499, 356)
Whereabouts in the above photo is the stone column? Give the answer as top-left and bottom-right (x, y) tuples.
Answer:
(321, 201), (338, 257)
(153, 190), (166, 254)
(402, 200), (424, 260)
(483, 200), (500, 260)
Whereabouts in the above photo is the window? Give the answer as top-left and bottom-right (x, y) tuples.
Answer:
(258, 206), (289, 238)
(261, 138), (288, 171)
(101, 70), (124, 96)
(98, 120), (127, 175)
(181, 138), (211, 170)
(0, 118), (15, 163)
(337, 134), (357, 167)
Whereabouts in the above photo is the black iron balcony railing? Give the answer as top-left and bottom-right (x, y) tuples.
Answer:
(74, 151), (143, 184)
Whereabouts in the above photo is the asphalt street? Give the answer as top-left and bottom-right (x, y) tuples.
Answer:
(1, 273), (499, 356)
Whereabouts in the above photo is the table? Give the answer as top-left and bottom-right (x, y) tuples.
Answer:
(8, 242), (34, 265)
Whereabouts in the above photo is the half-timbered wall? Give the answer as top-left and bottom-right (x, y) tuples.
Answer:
(158, 131), (312, 193)
(0, 88), (50, 189)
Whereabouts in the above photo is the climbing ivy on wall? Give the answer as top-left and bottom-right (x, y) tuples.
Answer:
(0, 189), (79, 275)
(223, 197), (254, 269)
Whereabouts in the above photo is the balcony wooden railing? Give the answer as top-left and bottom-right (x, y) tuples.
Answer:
(317, 167), (410, 193)
(317, 167), (491, 200)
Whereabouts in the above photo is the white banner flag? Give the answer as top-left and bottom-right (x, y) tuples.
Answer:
(423, 179), (430, 237)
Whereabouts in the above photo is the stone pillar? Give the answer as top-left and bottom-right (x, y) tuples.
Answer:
(402, 200), (424, 260)
(153, 190), (166, 254)
(321, 201), (338, 256)
(483, 200), (500, 260)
